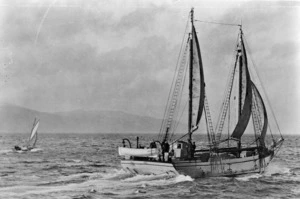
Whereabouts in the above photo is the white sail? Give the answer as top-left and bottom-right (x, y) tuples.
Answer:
(27, 119), (40, 148)
(30, 120), (39, 141)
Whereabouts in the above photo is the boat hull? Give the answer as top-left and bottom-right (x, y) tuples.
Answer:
(120, 154), (273, 178)
(173, 154), (273, 177)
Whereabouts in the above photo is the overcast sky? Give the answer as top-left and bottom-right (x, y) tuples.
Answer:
(0, 0), (299, 134)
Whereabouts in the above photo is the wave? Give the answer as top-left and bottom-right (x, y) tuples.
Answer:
(264, 163), (291, 176)
(19, 160), (48, 164)
(0, 149), (14, 154)
(75, 171), (194, 197)
(88, 163), (108, 168)
(72, 194), (93, 199)
(235, 173), (262, 181)
(0, 148), (43, 154)
(0, 182), (97, 198)
(290, 167), (300, 174)
(38, 172), (96, 186)
(174, 174), (194, 183)
(65, 159), (82, 163)
(93, 168), (133, 180)
(122, 173), (171, 182)
(30, 148), (43, 152)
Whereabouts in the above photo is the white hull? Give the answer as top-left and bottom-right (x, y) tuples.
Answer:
(173, 154), (273, 177)
(120, 154), (274, 178)
(118, 147), (159, 158)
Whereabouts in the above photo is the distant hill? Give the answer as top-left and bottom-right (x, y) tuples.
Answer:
(0, 104), (185, 134)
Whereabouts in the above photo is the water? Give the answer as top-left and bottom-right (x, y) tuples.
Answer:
(0, 133), (299, 199)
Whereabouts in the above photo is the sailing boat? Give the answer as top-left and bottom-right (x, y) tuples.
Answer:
(14, 118), (40, 152)
(118, 8), (284, 178)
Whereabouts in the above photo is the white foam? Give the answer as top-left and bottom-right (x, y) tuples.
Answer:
(69, 159), (82, 163)
(30, 148), (43, 152)
(236, 173), (262, 181)
(264, 163), (291, 176)
(174, 174), (194, 183)
(100, 168), (132, 179)
(0, 183), (85, 197)
(0, 149), (13, 154)
(122, 173), (169, 182)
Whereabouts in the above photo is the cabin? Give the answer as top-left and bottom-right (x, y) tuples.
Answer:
(171, 141), (190, 159)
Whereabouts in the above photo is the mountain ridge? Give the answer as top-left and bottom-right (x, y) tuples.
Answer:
(0, 104), (181, 134)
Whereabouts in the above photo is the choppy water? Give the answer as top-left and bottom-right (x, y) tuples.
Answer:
(0, 133), (299, 199)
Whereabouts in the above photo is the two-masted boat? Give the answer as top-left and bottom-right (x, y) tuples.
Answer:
(118, 8), (284, 178)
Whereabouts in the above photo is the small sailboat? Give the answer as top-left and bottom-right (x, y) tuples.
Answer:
(14, 118), (40, 152)
(118, 8), (284, 178)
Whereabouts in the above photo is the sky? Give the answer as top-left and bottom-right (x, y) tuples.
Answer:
(0, 0), (299, 134)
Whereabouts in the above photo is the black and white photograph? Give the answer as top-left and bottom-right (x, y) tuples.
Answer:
(0, 0), (299, 198)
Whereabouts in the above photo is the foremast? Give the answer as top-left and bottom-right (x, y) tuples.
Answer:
(188, 8), (205, 142)
(188, 8), (194, 140)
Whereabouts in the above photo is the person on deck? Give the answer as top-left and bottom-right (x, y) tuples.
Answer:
(14, 146), (21, 151)
(161, 141), (170, 162)
(237, 141), (242, 158)
(150, 141), (156, 148)
(191, 142), (196, 158)
(164, 142), (170, 162)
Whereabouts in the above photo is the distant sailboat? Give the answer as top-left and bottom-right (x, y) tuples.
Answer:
(118, 8), (284, 178)
(14, 118), (40, 152)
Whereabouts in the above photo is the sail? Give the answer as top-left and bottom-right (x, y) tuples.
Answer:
(28, 119), (39, 148)
(230, 31), (252, 139)
(189, 25), (205, 133)
(30, 120), (39, 140)
(251, 82), (268, 143)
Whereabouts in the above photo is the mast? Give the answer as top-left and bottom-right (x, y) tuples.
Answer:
(188, 8), (194, 141)
(238, 25), (247, 120)
(237, 26), (243, 149)
(231, 25), (252, 140)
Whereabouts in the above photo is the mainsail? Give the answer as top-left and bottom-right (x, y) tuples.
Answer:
(27, 118), (39, 148)
(188, 16), (205, 134)
(230, 29), (252, 140)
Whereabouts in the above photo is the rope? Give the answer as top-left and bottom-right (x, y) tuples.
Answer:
(195, 20), (241, 27)
(170, 132), (189, 145)
(169, 99), (188, 141)
(243, 36), (283, 139)
(169, 41), (189, 140)
(214, 33), (240, 142)
(157, 13), (191, 141)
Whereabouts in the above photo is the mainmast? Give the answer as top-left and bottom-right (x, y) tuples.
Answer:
(238, 25), (243, 119)
(188, 8), (194, 141)
(231, 24), (252, 141)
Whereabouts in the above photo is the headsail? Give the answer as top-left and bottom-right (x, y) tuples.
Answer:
(230, 29), (252, 140)
(251, 82), (268, 146)
(188, 12), (205, 134)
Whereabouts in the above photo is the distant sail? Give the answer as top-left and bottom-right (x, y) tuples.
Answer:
(28, 119), (39, 148)
(189, 25), (205, 132)
(230, 31), (252, 139)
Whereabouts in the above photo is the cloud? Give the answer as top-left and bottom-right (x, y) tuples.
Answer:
(0, 0), (299, 134)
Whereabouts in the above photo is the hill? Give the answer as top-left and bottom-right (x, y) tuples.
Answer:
(0, 104), (184, 133)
